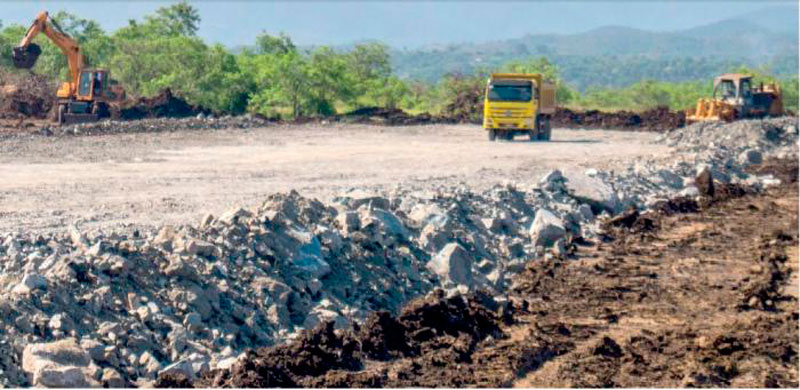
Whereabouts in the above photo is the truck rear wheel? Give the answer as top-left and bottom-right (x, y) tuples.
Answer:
(488, 129), (497, 141)
(538, 116), (552, 141)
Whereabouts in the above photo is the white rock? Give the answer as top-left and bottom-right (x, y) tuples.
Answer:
(529, 209), (566, 247)
(12, 273), (47, 295)
(22, 339), (91, 387)
(426, 243), (473, 287)
(563, 172), (620, 214)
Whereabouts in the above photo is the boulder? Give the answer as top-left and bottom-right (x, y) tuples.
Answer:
(287, 228), (330, 278)
(219, 207), (253, 225)
(334, 211), (360, 234)
(563, 172), (620, 214)
(183, 238), (221, 258)
(12, 273), (47, 295)
(426, 243), (473, 287)
(695, 164), (714, 197)
(22, 339), (92, 388)
(538, 170), (565, 192)
(529, 209), (566, 247)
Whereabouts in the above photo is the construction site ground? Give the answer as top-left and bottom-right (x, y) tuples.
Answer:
(199, 160), (798, 388)
(0, 124), (669, 232)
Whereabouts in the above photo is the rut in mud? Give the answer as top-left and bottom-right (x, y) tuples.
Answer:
(173, 161), (798, 388)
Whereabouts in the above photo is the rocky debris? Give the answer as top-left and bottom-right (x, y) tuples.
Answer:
(23, 114), (276, 138)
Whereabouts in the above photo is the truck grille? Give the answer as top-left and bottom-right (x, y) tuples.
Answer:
(489, 108), (528, 118)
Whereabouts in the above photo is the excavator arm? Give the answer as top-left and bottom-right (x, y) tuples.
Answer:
(12, 11), (84, 91)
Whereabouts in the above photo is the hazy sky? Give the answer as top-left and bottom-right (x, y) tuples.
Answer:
(1, 1), (795, 48)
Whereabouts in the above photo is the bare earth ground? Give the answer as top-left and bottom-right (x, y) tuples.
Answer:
(0, 124), (669, 232)
(197, 166), (798, 388)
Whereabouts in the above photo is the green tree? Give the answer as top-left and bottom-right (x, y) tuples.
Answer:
(306, 47), (354, 115)
(145, 1), (200, 37)
(254, 32), (295, 55)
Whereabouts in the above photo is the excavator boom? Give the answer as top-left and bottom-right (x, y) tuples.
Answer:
(12, 11), (84, 93)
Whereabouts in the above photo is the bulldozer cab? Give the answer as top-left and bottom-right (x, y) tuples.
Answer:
(712, 74), (753, 105)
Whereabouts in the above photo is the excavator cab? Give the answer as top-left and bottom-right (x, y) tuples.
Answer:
(76, 69), (107, 100)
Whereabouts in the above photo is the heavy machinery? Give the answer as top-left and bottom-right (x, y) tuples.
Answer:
(686, 73), (783, 124)
(12, 11), (125, 124)
(483, 73), (556, 141)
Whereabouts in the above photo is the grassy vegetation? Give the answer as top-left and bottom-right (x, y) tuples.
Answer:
(0, 2), (796, 117)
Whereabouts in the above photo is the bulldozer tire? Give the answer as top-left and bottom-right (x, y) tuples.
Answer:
(488, 130), (497, 141)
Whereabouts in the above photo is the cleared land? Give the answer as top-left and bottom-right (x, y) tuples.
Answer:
(0, 124), (669, 232)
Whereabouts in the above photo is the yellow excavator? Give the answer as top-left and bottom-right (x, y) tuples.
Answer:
(686, 73), (783, 124)
(12, 11), (125, 124)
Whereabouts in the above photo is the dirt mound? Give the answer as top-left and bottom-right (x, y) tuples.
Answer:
(0, 69), (55, 119)
(338, 106), (451, 126)
(196, 291), (504, 388)
(747, 157), (799, 185)
(118, 88), (211, 120)
(552, 106), (685, 132)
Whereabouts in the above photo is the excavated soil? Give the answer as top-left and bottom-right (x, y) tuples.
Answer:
(117, 88), (211, 120)
(0, 69), (55, 120)
(174, 160), (798, 388)
(552, 106), (686, 132)
(336, 107), (455, 126)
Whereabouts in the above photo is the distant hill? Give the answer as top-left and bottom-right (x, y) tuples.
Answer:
(390, 7), (799, 89)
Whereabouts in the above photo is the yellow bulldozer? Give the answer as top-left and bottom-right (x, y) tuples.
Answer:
(686, 73), (783, 124)
(12, 11), (125, 124)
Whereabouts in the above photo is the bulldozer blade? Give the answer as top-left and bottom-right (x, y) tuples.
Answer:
(12, 44), (41, 69)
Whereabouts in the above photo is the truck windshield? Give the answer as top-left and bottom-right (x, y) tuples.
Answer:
(488, 81), (532, 102)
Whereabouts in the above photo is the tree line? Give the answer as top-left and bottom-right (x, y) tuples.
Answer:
(0, 2), (796, 117)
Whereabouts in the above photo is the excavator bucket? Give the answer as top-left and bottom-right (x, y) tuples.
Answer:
(12, 43), (41, 69)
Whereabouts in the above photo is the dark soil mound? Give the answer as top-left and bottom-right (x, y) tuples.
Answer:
(118, 89), (211, 120)
(198, 291), (504, 388)
(339, 106), (449, 126)
(552, 106), (685, 132)
(0, 70), (55, 119)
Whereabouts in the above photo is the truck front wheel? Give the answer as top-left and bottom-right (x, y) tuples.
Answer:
(488, 129), (497, 141)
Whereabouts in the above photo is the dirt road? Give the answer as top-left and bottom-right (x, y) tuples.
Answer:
(0, 124), (669, 232)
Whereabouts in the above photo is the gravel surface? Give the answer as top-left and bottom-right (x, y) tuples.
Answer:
(0, 124), (669, 233)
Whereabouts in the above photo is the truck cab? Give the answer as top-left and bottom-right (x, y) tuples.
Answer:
(483, 73), (556, 141)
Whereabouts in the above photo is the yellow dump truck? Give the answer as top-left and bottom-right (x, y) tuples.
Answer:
(483, 73), (556, 141)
